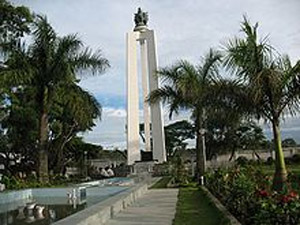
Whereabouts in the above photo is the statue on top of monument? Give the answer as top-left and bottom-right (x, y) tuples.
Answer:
(134, 7), (148, 31)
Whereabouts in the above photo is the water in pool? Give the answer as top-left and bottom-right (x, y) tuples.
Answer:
(0, 179), (132, 225)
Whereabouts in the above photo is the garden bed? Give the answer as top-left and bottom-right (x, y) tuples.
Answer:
(206, 163), (300, 225)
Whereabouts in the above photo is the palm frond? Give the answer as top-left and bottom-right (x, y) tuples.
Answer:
(0, 45), (33, 87)
(150, 49), (222, 121)
(50, 34), (83, 83)
(223, 16), (275, 80)
(31, 15), (56, 67)
(198, 48), (222, 82)
(72, 48), (110, 75)
(277, 57), (300, 116)
(147, 85), (188, 119)
(54, 83), (102, 130)
(157, 61), (185, 84)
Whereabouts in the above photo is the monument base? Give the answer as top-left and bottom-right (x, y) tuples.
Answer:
(141, 151), (153, 162)
(132, 161), (155, 174)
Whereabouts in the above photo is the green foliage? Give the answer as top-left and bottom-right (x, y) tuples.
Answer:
(2, 175), (43, 189)
(235, 156), (249, 166)
(164, 120), (195, 157)
(139, 120), (195, 158)
(61, 137), (103, 168)
(0, 14), (109, 179)
(206, 117), (267, 159)
(149, 49), (222, 177)
(282, 138), (298, 148)
(1, 173), (86, 190)
(224, 16), (300, 190)
(0, 0), (33, 47)
(206, 165), (300, 225)
(1, 88), (38, 164)
(291, 154), (300, 164)
(170, 154), (189, 185)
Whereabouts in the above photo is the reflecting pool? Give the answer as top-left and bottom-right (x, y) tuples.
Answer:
(0, 178), (132, 225)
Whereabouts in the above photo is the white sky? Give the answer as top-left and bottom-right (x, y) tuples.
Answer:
(12, 0), (300, 148)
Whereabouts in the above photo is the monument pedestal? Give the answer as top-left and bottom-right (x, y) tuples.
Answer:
(132, 161), (155, 174)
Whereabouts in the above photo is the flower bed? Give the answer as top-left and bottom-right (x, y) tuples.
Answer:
(206, 164), (300, 225)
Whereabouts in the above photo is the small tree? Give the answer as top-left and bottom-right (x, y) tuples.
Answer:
(224, 17), (300, 190)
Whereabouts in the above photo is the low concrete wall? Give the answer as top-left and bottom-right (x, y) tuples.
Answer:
(201, 187), (241, 225)
(0, 189), (33, 213)
(0, 189), (32, 204)
(53, 182), (149, 225)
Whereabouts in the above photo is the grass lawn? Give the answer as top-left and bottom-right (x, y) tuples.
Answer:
(173, 186), (230, 225)
(260, 164), (300, 175)
(150, 176), (172, 189)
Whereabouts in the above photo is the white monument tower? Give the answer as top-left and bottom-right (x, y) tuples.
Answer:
(126, 8), (166, 165)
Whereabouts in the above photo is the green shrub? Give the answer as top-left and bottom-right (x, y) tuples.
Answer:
(206, 165), (300, 225)
(1, 176), (25, 189)
(292, 154), (300, 163)
(1, 174), (70, 190)
(235, 156), (248, 166)
(170, 155), (189, 185)
(266, 157), (274, 165)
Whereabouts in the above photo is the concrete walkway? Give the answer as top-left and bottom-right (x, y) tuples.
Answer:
(106, 189), (179, 225)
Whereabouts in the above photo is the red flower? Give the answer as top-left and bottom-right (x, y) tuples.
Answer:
(257, 189), (269, 198)
(288, 190), (299, 199)
(280, 195), (292, 203)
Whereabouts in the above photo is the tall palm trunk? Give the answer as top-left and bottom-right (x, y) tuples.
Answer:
(195, 112), (206, 182)
(271, 118), (287, 191)
(38, 89), (49, 183)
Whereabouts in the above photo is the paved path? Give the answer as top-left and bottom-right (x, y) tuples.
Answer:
(106, 189), (179, 225)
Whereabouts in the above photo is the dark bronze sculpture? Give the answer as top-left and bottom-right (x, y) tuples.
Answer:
(134, 7), (148, 31)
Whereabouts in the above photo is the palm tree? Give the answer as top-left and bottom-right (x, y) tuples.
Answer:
(3, 16), (109, 182)
(149, 49), (222, 180)
(224, 17), (300, 190)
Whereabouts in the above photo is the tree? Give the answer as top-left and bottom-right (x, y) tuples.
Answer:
(2, 16), (109, 182)
(139, 120), (195, 158)
(0, 0), (32, 49)
(282, 138), (297, 148)
(1, 86), (38, 175)
(0, 0), (33, 133)
(62, 137), (103, 169)
(205, 82), (267, 160)
(224, 17), (300, 190)
(164, 120), (195, 157)
(149, 49), (222, 179)
(237, 121), (267, 150)
(48, 83), (102, 174)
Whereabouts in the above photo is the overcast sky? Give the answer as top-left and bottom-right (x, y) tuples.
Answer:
(12, 0), (300, 148)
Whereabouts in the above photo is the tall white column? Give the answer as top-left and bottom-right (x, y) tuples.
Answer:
(144, 30), (166, 163)
(126, 32), (140, 165)
(127, 29), (166, 165)
(140, 39), (151, 152)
